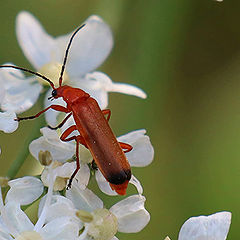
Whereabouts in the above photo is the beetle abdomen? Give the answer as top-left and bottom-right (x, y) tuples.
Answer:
(107, 168), (131, 185)
(72, 97), (131, 195)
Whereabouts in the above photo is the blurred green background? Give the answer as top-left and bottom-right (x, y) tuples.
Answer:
(0, 0), (239, 239)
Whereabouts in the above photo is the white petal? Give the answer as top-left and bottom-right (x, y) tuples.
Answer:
(0, 64), (42, 113)
(16, 11), (56, 69)
(178, 211), (231, 240)
(58, 15), (113, 77)
(0, 218), (13, 240)
(0, 85), (5, 104)
(129, 175), (143, 195)
(66, 183), (103, 212)
(117, 129), (154, 167)
(88, 72), (146, 98)
(55, 162), (76, 178)
(74, 163), (91, 190)
(0, 111), (18, 133)
(39, 217), (80, 240)
(1, 202), (34, 237)
(109, 82), (147, 98)
(6, 176), (43, 206)
(95, 170), (117, 196)
(29, 127), (75, 163)
(44, 88), (67, 126)
(0, 232), (13, 240)
(38, 195), (77, 223)
(1, 80), (42, 114)
(110, 195), (150, 233)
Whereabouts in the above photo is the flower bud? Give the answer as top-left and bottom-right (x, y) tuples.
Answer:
(76, 209), (93, 223)
(87, 208), (118, 240)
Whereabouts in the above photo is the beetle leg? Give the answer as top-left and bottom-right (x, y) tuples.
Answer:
(48, 113), (72, 130)
(60, 125), (87, 147)
(16, 105), (71, 121)
(102, 109), (111, 121)
(67, 138), (81, 189)
(119, 142), (133, 153)
(60, 125), (88, 189)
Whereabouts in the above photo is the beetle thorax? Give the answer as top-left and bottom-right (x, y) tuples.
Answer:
(56, 86), (90, 104)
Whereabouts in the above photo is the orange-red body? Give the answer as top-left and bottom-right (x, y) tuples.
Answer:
(56, 86), (131, 195)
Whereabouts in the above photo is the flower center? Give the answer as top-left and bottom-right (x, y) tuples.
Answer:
(15, 231), (43, 240)
(87, 208), (118, 240)
(37, 62), (69, 86)
(41, 161), (68, 191)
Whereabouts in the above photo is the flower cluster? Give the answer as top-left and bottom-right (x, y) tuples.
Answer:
(0, 174), (232, 240)
(0, 11), (232, 240)
(0, 175), (150, 240)
(0, 11), (153, 239)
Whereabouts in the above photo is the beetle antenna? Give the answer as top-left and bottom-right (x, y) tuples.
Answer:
(59, 24), (86, 87)
(0, 65), (55, 89)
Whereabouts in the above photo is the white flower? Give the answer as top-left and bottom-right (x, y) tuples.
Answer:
(0, 11), (146, 127)
(166, 212), (231, 240)
(0, 175), (80, 240)
(29, 127), (154, 195)
(66, 183), (150, 240)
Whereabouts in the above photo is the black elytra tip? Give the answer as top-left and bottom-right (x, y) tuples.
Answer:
(107, 169), (131, 185)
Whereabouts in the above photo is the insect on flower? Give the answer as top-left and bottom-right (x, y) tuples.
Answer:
(0, 24), (133, 195)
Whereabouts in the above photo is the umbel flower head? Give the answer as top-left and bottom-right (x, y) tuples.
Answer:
(0, 11), (146, 128)
(0, 10), (152, 240)
(29, 127), (154, 195)
(42, 182), (150, 240)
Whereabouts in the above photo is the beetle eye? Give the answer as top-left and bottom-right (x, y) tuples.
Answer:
(52, 89), (57, 97)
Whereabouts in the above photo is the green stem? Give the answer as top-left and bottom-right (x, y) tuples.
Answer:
(7, 94), (46, 179)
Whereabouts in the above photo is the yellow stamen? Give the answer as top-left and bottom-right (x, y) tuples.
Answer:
(38, 62), (69, 86)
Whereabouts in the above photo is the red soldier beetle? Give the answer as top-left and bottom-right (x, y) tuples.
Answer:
(0, 24), (133, 195)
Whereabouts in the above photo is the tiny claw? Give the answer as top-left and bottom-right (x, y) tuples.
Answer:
(66, 182), (72, 190)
